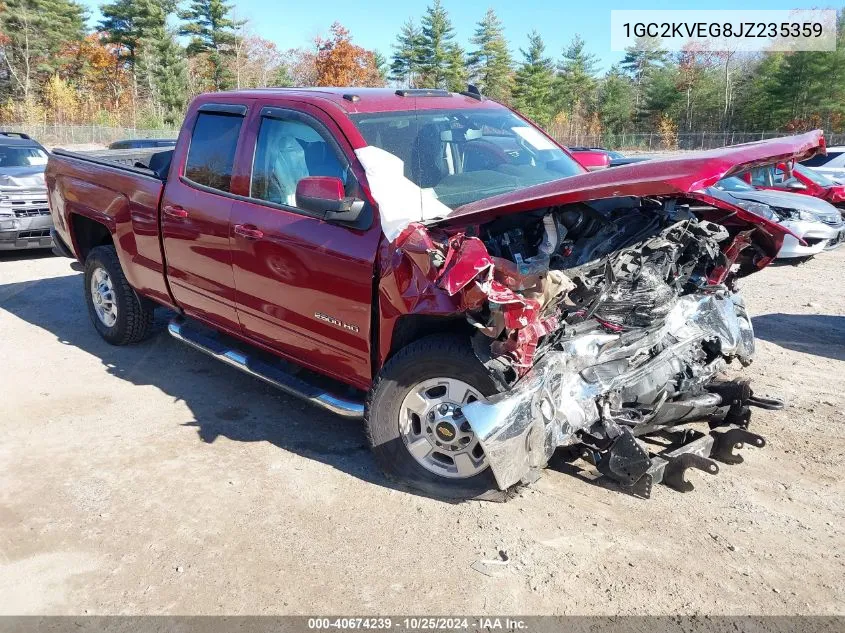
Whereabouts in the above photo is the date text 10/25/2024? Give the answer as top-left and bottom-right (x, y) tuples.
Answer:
(307, 618), (529, 631)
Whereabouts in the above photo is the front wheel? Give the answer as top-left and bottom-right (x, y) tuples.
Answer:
(83, 245), (155, 345)
(365, 334), (503, 500)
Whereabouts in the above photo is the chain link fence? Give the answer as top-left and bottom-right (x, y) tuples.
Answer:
(0, 124), (179, 148)
(2, 122), (840, 153)
(551, 131), (845, 152)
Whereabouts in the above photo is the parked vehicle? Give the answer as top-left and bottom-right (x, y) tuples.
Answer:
(566, 147), (611, 171)
(744, 162), (845, 210)
(108, 138), (177, 150)
(0, 132), (53, 251)
(801, 144), (845, 183)
(609, 155), (653, 167)
(47, 88), (812, 499)
(709, 176), (845, 259)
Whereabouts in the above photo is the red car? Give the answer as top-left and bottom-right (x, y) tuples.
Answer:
(565, 146), (611, 171)
(743, 161), (845, 209)
(47, 88), (812, 499)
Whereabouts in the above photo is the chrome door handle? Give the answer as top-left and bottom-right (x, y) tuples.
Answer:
(234, 224), (264, 239)
(163, 205), (189, 219)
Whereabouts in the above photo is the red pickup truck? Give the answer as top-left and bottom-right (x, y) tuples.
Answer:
(47, 88), (818, 500)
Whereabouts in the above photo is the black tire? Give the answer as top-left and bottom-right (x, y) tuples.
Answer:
(83, 245), (155, 345)
(365, 334), (505, 500)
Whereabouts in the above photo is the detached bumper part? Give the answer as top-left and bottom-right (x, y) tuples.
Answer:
(462, 292), (762, 492)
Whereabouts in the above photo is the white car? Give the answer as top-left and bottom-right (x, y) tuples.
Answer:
(801, 145), (845, 183)
(708, 177), (845, 259)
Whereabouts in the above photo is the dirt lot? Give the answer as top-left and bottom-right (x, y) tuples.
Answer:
(0, 248), (843, 615)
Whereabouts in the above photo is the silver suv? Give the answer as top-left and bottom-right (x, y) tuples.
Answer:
(0, 132), (52, 251)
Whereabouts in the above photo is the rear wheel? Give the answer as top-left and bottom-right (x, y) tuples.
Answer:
(84, 245), (155, 345)
(365, 334), (503, 500)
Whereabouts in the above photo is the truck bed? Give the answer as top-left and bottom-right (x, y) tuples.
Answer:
(46, 148), (173, 307)
(51, 148), (172, 180)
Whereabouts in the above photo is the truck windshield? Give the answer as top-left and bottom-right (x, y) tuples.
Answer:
(350, 109), (582, 209)
(0, 146), (48, 168)
(793, 163), (836, 186)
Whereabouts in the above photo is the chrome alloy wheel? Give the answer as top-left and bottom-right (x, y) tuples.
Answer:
(398, 377), (488, 479)
(90, 267), (118, 327)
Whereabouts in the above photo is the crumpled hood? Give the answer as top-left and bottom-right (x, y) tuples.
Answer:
(445, 130), (825, 225)
(0, 166), (46, 190)
(726, 187), (842, 221)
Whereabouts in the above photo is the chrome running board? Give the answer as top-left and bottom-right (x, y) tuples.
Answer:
(168, 317), (365, 419)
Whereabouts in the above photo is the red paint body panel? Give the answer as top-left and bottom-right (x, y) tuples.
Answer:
(448, 130), (826, 223)
(568, 149), (611, 171)
(45, 156), (174, 308)
(45, 86), (829, 393)
(296, 176), (345, 202)
(157, 97), (255, 332)
(226, 98), (381, 389)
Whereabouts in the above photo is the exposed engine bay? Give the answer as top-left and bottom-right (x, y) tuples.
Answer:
(380, 193), (780, 495)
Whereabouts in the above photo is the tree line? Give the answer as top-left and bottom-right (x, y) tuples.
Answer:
(2, 0), (845, 143)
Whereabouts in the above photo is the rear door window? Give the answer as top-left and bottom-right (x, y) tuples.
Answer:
(185, 112), (244, 192)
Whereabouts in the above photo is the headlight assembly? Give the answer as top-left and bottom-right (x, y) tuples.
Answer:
(770, 207), (816, 222)
(735, 200), (775, 220)
(0, 217), (19, 230)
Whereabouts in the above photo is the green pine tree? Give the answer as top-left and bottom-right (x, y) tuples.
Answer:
(732, 53), (784, 131)
(373, 51), (389, 84)
(101, 0), (184, 125)
(444, 44), (468, 93)
(178, 0), (244, 90)
(0, 0), (86, 101)
(98, 0), (144, 68)
(598, 66), (635, 136)
(139, 23), (187, 125)
(467, 8), (513, 101)
(512, 31), (556, 127)
(390, 19), (424, 87)
(555, 34), (599, 119)
(272, 64), (294, 87)
(417, 0), (457, 89)
(642, 64), (683, 124)
(620, 36), (668, 126)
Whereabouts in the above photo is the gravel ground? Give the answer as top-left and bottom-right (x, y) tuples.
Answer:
(0, 248), (843, 615)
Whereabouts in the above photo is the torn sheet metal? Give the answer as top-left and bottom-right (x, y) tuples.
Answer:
(461, 291), (755, 490)
(377, 222), (558, 373)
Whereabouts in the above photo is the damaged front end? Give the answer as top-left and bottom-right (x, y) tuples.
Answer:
(461, 290), (757, 491)
(374, 133), (821, 495)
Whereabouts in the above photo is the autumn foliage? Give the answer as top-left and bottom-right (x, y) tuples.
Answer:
(314, 22), (382, 88)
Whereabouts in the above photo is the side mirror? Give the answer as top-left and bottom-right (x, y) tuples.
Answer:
(295, 176), (364, 222)
(787, 180), (808, 190)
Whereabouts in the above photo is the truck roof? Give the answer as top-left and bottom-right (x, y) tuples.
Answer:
(202, 87), (504, 114)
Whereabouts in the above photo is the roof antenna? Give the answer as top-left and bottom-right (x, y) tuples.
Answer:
(461, 84), (483, 101)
